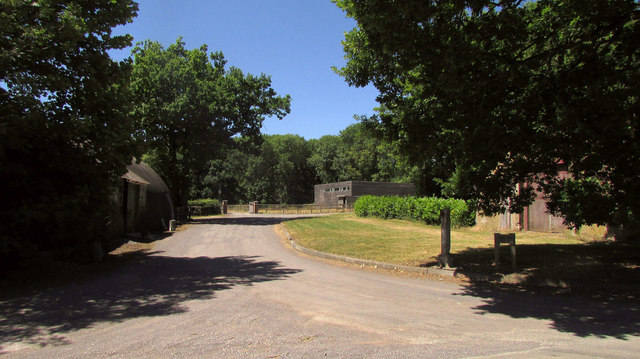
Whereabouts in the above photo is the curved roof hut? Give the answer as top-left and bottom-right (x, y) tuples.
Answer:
(121, 161), (174, 233)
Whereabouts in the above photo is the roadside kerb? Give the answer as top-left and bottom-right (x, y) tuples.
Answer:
(280, 225), (500, 281)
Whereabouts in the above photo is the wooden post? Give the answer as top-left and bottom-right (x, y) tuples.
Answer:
(439, 207), (453, 268)
(494, 233), (516, 272)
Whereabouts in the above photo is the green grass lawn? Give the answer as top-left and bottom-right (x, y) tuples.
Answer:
(284, 214), (640, 299)
(284, 213), (587, 266)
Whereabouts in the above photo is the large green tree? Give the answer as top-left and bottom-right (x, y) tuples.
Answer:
(335, 0), (640, 238)
(308, 135), (343, 184)
(130, 38), (291, 212)
(224, 135), (315, 204)
(190, 142), (247, 203)
(192, 128), (416, 204)
(308, 123), (419, 186)
(267, 134), (315, 204)
(0, 0), (139, 260)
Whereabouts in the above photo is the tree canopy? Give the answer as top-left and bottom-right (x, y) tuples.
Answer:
(335, 0), (640, 238)
(0, 0), (139, 260)
(130, 38), (291, 210)
(190, 124), (422, 205)
(308, 123), (417, 185)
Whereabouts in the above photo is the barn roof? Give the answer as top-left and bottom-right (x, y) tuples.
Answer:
(126, 161), (171, 193)
(121, 170), (150, 186)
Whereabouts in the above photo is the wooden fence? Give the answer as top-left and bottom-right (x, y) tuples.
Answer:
(227, 203), (353, 214)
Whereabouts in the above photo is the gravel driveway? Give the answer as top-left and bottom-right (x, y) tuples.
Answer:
(1, 214), (638, 358)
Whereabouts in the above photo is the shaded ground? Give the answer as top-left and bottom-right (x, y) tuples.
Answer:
(0, 216), (312, 300)
(1, 215), (639, 358)
(449, 241), (640, 302)
(455, 281), (640, 340)
(0, 246), (299, 348)
(1, 237), (163, 301)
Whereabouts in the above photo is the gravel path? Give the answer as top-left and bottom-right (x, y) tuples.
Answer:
(1, 214), (638, 358)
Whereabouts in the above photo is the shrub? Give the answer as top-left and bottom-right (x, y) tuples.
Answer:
(353, 195), (475, 227)
(188, 198), (222, 216)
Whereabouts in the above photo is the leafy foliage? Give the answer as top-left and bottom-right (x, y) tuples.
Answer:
(0, 0), (139, 260)
(335, 0), (640, 238)
(307, 123), (419, 185)
(187, 198), (222, 216)
(191, 126), (425, 205)
(130, 38), (291, 210)
(195, 134), (316, 204)
(354, 195), (475, 227)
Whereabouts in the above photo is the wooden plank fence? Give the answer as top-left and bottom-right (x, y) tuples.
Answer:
(227, 203), (353, 214)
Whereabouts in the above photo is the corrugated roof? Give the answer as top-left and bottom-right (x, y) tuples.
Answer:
(122, 170), (150, 185)
(127, 161), (171, 193)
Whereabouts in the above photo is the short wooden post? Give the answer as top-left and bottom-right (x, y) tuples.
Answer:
(221, 200), (228, 214)
(439, 207), (453, 268)
(249, 201), (259, 214)
(494, 233), (516, 272)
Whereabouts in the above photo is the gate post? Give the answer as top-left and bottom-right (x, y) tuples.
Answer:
(494, 233), (517, 272)
(249, 201), (259, 214)
(438, 207), (453, 268)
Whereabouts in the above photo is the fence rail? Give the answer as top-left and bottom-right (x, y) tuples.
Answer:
(227, 203), (353, 214)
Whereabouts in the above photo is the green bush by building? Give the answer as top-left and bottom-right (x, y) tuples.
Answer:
(354, 195), (475, 227)
(188, 198), (222, 216)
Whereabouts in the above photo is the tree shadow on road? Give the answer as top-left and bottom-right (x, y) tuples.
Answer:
(0, 253), (301, 349)
(452, 241), (640, 339)
(455, 280), (640, 340)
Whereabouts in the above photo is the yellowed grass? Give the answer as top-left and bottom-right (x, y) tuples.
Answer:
(284, 213), (591, 267)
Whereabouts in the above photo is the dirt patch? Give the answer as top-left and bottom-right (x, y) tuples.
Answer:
(109, 240), (157, 256)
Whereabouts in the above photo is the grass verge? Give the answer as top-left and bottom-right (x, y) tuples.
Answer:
(283, 213), (640, 301)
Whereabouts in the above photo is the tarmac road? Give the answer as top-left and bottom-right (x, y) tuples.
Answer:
(1, 214), (639, 358)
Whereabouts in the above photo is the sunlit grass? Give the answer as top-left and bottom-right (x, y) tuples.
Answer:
(284, 213), (600, 267)
(284, 214), (640, 300)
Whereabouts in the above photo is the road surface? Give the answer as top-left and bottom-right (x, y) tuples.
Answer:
(1, 214), (638, 358)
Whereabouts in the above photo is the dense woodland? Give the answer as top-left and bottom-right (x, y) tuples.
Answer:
(184, 123), (439, 205)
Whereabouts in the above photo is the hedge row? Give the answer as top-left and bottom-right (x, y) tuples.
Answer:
(353, 195), (475, 227)
(188, 198), (221, 216)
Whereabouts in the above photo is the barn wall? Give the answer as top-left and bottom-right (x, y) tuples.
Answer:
(314, 181), (353, 206)
(350, 181), (415, 197)
(314, 181), (415, 206)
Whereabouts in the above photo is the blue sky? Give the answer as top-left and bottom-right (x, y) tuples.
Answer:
(109, 0), (380, 140)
